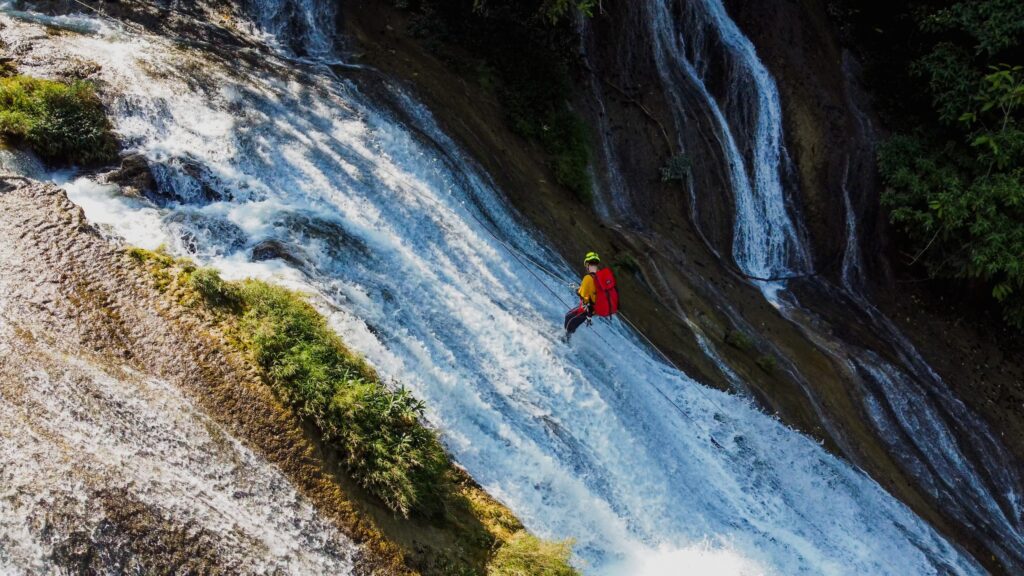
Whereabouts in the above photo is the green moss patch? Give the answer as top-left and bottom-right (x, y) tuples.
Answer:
(0, 74), (118, 166)
(487, 532), (578, 576)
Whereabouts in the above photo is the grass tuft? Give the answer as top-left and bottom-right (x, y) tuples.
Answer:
(0, 74), (117, 166)
(487, 531), (579, 576)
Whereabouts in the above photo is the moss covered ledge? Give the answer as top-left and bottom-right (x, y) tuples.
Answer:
(125, 246), (578, 576)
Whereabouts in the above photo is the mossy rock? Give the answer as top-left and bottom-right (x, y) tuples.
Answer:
(0, 75), (118, 166)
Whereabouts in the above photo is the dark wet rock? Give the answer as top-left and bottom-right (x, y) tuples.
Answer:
(149, 155), (228, 205)
(0, 56), (17, 77)
(162, 210), (248, 257)
(275, 211), (371, 259)
(251, 237), (308, 268)
(101, 153), (156, 198)
(46, 489), (238, 575)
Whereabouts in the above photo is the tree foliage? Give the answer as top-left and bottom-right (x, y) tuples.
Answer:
(871, 0), (1024, 328)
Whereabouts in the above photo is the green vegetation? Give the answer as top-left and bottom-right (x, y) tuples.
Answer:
(0, 75), (117, 166)
(724, 329), (754, 353)
(126, 247), (578, 574)
(660, 154), (691, 183)
(408, 0), (593, 201)
(537, 0), (596, 24)
(612, 252), (641, 275)
(831, 0), (1024, 328)
(755, 354), (778, 375)
(487, 532), (578, 576)
(192, 273), (450, 517)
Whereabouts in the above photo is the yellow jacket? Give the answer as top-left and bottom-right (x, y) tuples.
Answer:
(578, 273), (597, 304)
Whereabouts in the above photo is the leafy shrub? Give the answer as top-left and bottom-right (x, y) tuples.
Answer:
(845, 0), (1024, 329)
(234, 280), (450, 516)
(0, 75), (117, 166)
(188, 266), (238, 306)
(487, 531), (578, 576)
(538, 0), (596, 23)
(880, 65), (1024, 329)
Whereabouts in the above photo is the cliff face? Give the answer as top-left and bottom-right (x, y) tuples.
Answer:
(6, 0), (1023, 571)
(345, 1), (1024, 573)
(722, 0), (886, 288)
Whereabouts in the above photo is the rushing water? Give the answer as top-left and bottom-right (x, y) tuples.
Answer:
(646, 0), (811, 280)
(0, 3), (994, 575)
(633, 0), (1024, 569)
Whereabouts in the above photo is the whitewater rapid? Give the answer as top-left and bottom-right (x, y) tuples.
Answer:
(0, 5), (987, 575)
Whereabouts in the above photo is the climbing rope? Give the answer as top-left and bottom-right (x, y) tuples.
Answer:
(65, 0), (150, 34)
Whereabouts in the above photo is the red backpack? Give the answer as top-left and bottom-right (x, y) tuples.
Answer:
(591, 267), (619, 317)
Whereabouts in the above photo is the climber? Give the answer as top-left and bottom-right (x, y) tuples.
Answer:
(563, 251), (619, 342)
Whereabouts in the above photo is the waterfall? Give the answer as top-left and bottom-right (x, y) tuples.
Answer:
(647, 0), (811, 279)
(639, 0), (1024, 568)
(244, 0), (338, 58)
(0, 4), (992, 575)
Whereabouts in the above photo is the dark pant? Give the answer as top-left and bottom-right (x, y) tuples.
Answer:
(564, 305), (591, 335)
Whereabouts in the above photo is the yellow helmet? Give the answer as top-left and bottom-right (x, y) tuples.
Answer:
(584, 251), (601, 265)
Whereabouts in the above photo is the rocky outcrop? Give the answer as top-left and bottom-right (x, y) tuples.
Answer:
(99, 153), (156, 197)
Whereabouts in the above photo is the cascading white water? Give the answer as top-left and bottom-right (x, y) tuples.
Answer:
(647, 0), (811, 280)
(0, 5), (991, 575)
(0, 311), (357, 574)
(647, 0), (1024, 550)
(244, 0), (337, 58)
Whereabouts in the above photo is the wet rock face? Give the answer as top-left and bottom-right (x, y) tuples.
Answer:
(100, 153), (156, 197)
(722, 0), (881, 279)
(0, 180), (360, 574)
(251, 236), (307, 266)
(580, 0), (739, 255)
